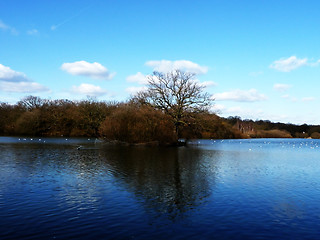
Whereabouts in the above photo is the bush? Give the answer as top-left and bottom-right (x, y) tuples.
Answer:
(311, 132), (320, 139)
(250, 129), (292, 138)
(99, 104), (177, 145)
(179, 113), (244, 139)
(294, 132), (309, 138)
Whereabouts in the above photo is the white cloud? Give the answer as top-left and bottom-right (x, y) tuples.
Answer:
(225, 106), (243, 114)
(0, 81), (49, 93)
(61, 61), (115, 80)
(213, 89), (267, 102)
(125, 86), (148, 94)
(71, 83), (108, 96)
(270, 56), (307, 72)
(223, 106), (264, 119)
(199, 80), (217, 88)
(218, 106), (293, 123)
(0, 20), (9, 30)
(281, 94), (297, 102)
(273, 83), (291, 92)
(126, 71), (216, 91)
(302, 97), (315, 102)
(0, 20), (18, 35)
(145, 60), (208, 74)
(0, 64), (29, 82)
(211, 104), (225, 113)
(0, 64), (49, 93)
(27, 29), (39, 35)
(192, 79), (217, 88)
(309, 59), (320, 67)
(249, 71), (263, 77)
(126, 72), (148, 85)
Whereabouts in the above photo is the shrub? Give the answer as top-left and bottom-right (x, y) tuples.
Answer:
(180, 113), (243, 139)
(250, 129), (292, 138)
(99, 104), (177, 145)
(311, 132), (320, 139)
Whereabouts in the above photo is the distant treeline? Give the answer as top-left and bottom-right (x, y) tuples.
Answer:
(1, 96), (319, 144)
(224, 116), (320, 139)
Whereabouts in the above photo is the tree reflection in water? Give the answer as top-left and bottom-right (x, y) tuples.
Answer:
(98, 146), (217, 220)
(3, 141), (219, 223)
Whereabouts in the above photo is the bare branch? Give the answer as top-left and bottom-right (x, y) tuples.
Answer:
(131, 69), (214, 137)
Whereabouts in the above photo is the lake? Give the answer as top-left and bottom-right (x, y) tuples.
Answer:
(1, 137), (320, 239)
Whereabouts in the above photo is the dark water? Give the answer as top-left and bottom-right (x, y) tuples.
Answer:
(1, 137), (320, 239)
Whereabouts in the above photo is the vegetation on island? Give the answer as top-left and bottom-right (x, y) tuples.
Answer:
(0, 70), (320, 144)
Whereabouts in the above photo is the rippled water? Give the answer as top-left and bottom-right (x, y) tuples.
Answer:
(1, 137), (320, 239)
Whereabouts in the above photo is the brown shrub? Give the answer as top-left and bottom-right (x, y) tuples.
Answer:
(99, 104), (177, 145)
(294, 132), (309, 138)
(311, 132), (320, 139)
(180, 113), (243, 139)
(250, 129), (292, 138)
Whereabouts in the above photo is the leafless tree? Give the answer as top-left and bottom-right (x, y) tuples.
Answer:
(133, 70), (214, 137)
(17, 95), (49, 111)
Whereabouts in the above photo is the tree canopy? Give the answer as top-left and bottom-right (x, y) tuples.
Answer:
(132, 70), (214, 137)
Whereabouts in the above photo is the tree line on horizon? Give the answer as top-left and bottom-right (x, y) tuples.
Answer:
(0, 70), (319, 144)
(1, 96), (319, 143)
(0, 95), (240, 143)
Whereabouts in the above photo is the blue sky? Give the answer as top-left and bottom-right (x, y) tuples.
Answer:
(1, 0), (320, 124)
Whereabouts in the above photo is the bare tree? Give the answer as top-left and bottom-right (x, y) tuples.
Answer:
(17, 95), (48, 111)
(133, 70), (214, 138)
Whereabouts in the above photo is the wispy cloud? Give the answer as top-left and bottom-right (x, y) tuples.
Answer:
(61, 61), (115, 80)
(302, 97), (315, 102)
(219, 106), (293, 123)
(126, 72), (148, 85)
(71, 83), (108, 96)
(249, 71), (263, 77)
(273, 83), (291, 92)
(51, 6), (89, 31)
(282, 94), (316, 103)
(198, 80), (217, 88)
(211, 104), (225, 114)
(0, 20), (9, 30)
(0, 82), (49, 93)
(125, 86), (148, 94)
(309, 59), (320, 67)
(270, 56), (307, 72)
(145, 60), (208, 74)
(225, 106), (263, 116)
(213, 89), (267, 102)
(126, 70), (216, 91)
(27, 29), (39, 35)
(281, 94), (297, 102)
(0, 20), (18, 35)
(51, 25), (57, 31)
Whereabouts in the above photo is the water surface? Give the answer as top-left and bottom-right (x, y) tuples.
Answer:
(1, 137), (320, 239)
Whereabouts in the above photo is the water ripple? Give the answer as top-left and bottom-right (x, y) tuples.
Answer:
(1, 137), (320, 239)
